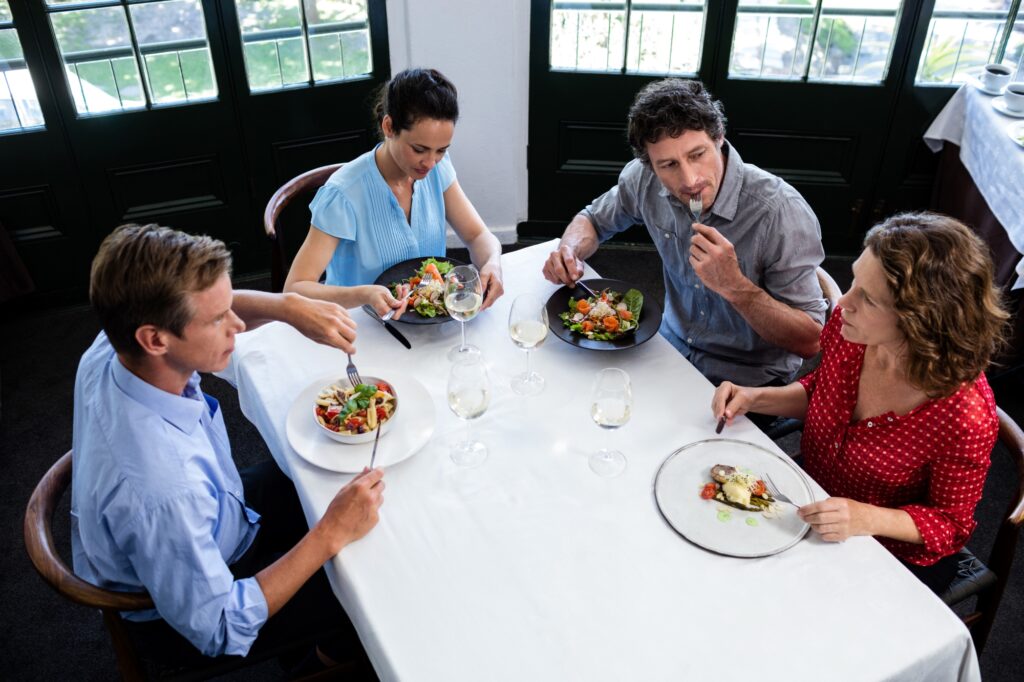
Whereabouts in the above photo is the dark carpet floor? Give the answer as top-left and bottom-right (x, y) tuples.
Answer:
(1, 244), (1021, 680)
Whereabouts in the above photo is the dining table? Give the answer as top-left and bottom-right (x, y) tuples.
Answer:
(220, 240), (980, 682)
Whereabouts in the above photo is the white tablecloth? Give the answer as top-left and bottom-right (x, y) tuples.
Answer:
(924, 84), (1024, 289)
(222, 241), (979, 682)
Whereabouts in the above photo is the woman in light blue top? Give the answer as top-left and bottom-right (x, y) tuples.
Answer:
(285, 68), (504, 318)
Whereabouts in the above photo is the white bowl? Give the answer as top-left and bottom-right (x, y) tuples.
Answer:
(313, 375), (399, 444)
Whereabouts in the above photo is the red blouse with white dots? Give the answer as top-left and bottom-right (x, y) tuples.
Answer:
(798, 308), (997, 566)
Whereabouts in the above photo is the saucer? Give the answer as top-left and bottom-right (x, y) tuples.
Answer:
(992, 97), (1024, 118)
(967, 72), (1005, 96)
(1009, 121), (1024, 149)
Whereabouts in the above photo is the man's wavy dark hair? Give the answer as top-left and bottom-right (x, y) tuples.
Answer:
(627, 79), (726, 165)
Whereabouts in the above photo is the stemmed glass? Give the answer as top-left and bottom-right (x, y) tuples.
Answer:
(588, 368), (632, 477)
(447, 357), (491, 467)
(508, 294), (548, 395)
(445, 265), (483, 362)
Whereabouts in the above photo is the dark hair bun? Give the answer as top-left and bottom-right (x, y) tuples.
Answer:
(373, 68), (459, 135)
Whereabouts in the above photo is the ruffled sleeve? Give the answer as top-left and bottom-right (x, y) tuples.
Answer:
(310, 184), (359, 242)
(436, 152), (457, 191)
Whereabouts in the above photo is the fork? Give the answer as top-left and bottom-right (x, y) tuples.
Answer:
(762, 472), (798, 507)
(689, 193), (703, 222)
(369, 420), (382, 469)
(382, 280), (428, 321)
(346, 354), (363, 388)
(573, 278), (599, 299)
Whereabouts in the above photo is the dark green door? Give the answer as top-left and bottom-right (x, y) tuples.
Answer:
(525, 0), (960, 258)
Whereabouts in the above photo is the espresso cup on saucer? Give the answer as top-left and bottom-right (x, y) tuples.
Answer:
(982, 63), (1013, 92)
(1004, 82), (1024, 114)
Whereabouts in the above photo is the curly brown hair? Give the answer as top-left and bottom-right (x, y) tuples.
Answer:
(90, 224), (232, 357)
(627, 79), (726, 165)
(864, 212), (1009, 397)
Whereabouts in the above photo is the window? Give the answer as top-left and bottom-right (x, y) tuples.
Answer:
(729, 0), (903, 83)
(0, 1), (46, 132)
(45, 0), (218, 115)
(916, 1), (1023, 85)
(234, 0), (373, 92)
(549, 1), (708, 75)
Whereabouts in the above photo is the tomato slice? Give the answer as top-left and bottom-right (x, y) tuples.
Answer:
(700, 482), (718, 500)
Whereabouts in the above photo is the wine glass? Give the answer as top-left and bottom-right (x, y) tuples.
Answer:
(508, 294), (548, 395)
(588, 368), (632, 477)
(445, 265), (483, 362)
(447, 357), (491, 467)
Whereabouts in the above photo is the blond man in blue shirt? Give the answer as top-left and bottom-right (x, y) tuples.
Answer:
(72, 224), (382, 670)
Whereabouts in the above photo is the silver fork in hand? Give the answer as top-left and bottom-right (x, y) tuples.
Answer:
(762, 472), (798, 507)
(346, 354), (363, 388)
(689, 193), (703, 222)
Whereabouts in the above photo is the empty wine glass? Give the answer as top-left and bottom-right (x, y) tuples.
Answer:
(447, 357), (491, 467)
(588, 368), (632, 477)
(508, 294), (548, 395)
(445, 265), (483, 362)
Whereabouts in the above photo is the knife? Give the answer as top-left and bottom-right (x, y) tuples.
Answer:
(361, 305), (412, 349)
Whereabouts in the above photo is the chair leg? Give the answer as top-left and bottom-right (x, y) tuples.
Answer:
(103, 609), (148, 681)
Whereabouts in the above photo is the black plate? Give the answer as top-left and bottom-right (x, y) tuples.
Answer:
(545, 278), (663, 351)
(373, 256), (467, 325)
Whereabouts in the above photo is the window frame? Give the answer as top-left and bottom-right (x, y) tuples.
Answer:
(915, 0), (1023, 87)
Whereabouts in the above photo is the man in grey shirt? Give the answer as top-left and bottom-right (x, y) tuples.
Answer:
(543, 79), (827, 388)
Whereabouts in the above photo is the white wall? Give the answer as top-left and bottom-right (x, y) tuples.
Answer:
(385, 0), (530, 245)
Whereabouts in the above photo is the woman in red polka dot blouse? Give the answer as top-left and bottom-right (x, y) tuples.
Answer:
(712, 212), (1009, 591)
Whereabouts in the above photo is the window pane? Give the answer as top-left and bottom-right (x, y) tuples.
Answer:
(50, 7), (131, 54)
(625, 5), (706, 75)
(550, 9), (627, 72)
(0, 1), (11, 24)
(731, 0), (901, 83)
(129, 0), (217, 104)
(0, 28), (46, 132)
(808, 15), (898, 82)
(916, 1), (1016, 84)
(234, 0), (371, 91)
(305, 0), (367, 25)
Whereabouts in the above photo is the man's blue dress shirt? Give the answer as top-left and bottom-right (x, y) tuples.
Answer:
(71, 333), (268, 657)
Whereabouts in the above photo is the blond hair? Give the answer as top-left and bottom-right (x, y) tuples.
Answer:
(89, 224), (232, 356)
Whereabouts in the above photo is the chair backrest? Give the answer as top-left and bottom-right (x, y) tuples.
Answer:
(263, 163), (344, 292)
(967, 406), (1024, 652)
(815, 266), (842, 318)
(24, 451), (153, 680)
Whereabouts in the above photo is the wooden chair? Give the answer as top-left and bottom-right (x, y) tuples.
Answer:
(940, 406), (1024, 654)
(24, 451), (363, 681)
(264, 163), (344, 292)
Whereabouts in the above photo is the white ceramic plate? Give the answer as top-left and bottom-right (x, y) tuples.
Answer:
(992, 97), (1024, 118)
(286, 372), (435, 472)
(1009, 121), (1024, 148)
(654, 438), (813, 558)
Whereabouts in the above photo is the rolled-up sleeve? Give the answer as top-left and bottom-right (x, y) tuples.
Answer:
(115, 490), (268, 657)
(760, 195), (827, 325)
(894, 408), (996, 565)
(581, 160), (645, 243)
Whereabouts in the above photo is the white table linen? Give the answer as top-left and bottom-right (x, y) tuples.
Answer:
(924, 84), (1024, 289)
(222, 241), (979, 682)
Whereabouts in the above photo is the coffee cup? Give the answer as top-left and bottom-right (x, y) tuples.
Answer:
(982, 63), (1012, 91)
(1004, 82), (1024, 113)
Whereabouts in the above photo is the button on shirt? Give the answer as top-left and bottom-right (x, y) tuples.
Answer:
(309, 145), (456, 286)
(71, 333), (266, 657)
(582, 141), (827, 386)
(799, 309), (996, 566)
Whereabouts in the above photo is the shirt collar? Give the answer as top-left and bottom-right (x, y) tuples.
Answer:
(654, 138), (742, 222)
(111, 357), (206, 435)
(709, 139), (741, 222)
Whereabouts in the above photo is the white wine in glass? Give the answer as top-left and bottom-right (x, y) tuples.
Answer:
(445, 265), (483, 362)
(447, 357), (491, 467)
(508, 294), (548, 395)
(588, 368), (632, 477)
